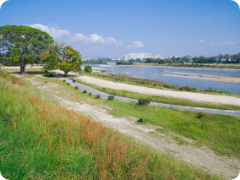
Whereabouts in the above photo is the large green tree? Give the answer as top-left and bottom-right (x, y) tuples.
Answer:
(41, 42), (83, 76)
(0, 25), (53, 73)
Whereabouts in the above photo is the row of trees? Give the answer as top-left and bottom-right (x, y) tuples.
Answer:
(83, 59), (107, 64)
(0, 25), (83, 75)
(144, 53), (240, 64)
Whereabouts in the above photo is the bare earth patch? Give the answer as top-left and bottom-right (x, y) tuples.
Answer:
(22, 75), (240, 180)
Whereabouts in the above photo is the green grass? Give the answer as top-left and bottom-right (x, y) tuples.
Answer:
(0, 71), (219, 179)
(72, 77), (240, 110)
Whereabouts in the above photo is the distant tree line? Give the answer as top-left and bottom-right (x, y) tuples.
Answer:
(116, 59), (134, 65)
(144, 53), (240, 64)
(83, 59), (107, 64)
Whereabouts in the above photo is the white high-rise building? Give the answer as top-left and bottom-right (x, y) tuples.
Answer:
(123, 53), (151, 61)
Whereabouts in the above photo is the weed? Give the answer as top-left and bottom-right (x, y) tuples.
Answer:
(138, 99), (150, 106)
(95, 94), (100, 99)
(137, 118), (144, 123)
(108, 95), (115, 101)
(197, 112), (204, 119)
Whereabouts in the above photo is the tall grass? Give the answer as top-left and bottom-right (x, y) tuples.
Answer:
(0, 71), (218, 179)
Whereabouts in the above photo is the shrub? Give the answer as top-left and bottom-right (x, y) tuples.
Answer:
(75, 86), (78, 90)
(83, 90), (87, 94)
(137, 118), (143, 123)
(197, 112), (204, 119)
(67, 83), (70, 85)
(95, 95), (100, 99)
(138, 99), (150, 106)
(84, 65), (93, 73)
(108, 95), (114, 101)
(89, 92), (92, 96)
(63, 79), (66, 82)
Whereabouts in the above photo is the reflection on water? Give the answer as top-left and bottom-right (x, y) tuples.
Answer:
(85, 65), (240, 93)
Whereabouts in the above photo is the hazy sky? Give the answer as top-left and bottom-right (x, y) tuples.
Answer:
(0, 0), (240, 59)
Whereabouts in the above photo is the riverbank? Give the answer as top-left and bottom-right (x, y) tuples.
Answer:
(54, 70), (240, 108)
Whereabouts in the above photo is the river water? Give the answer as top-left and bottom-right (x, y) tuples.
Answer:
(84, 65), (240, 94)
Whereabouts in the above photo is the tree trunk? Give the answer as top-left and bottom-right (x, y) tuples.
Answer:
(64, 71), (68, 77)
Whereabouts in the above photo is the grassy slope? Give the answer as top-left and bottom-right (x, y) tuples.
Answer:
(0, 71), (218, 179)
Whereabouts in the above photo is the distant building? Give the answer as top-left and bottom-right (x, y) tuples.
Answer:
(123, 53), (151, 61)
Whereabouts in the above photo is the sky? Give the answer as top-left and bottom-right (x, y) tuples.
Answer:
(0, 0), (240, 59)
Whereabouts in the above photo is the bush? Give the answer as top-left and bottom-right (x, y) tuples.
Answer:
(89, 92), (92, 96)
(84, 65), (93, 73)
(75, 86), (78, 90)
(138, 99), (150, 106)
(197, 112), (204, 119)
(83, 90), (87, 94)
(95, 95), (100, 99)
(137, 118), (143, 123)
(63, 79), (66, 82)
(67, 83), (70, 85)
(108, 95), (114, 101)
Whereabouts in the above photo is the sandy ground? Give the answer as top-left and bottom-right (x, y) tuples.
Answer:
(163, 71), (240, 83)
(19, 75), (240, 180)
(54, 70), (240, 106)
(2, 66), (43, 70)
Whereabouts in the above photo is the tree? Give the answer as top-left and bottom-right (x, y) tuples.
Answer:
(182, 55), (191, 62)
(224, 54), (230, 61)
(0, 25), (54, 73)
(41, 42), (83, 76)
(41, 42), (65, 71)
(84, 65), (92, 73)
(217, 54), (223, 62)
(129, 59), (134, 65)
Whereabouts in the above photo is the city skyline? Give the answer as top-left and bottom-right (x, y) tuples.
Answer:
(0, 0), (240, 59)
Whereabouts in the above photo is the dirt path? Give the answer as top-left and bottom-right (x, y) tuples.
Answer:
(54, 70), (240, 106)
(22, 75), (240, 180)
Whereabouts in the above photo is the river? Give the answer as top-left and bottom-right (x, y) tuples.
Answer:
(83, 65), (240, 94)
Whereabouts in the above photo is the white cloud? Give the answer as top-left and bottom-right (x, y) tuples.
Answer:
(210, 41), (236, 46)
(71, 33), (123, 45)
(199, 40), (204, 43)
(127, 41), (145, 48)
(29, 24), (71, 39)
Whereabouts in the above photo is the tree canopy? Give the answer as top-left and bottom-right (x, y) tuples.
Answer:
(41, 42), (83, 76)
(84, 65), (93, 73)
(0, 25), (54, 73)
